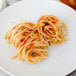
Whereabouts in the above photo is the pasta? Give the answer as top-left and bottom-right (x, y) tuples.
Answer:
(5, 15), (68, 63)
(5, 22), (48, 63)
(36, 15), (68, 45)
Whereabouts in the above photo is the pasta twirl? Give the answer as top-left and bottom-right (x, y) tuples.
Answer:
(5, 15), (68, 63)
(36, 15), (68, 45)
(5, 22), (48, 63)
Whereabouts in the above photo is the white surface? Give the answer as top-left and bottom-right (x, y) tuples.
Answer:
(0, 0), (6, 11)
(0, 0), (76, 76)
(6, 0), (21, 5)
(0, 66), (14, 76)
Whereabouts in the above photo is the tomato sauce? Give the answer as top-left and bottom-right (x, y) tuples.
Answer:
(60, 0), (76, 10)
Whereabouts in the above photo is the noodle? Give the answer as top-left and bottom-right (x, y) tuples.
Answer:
(36, 15), (68, 45)
(5, 15), (68, 63)
(5, 22), (48, 63)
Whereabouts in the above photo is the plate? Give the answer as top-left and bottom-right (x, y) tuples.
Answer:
(0, 0), (76, 76)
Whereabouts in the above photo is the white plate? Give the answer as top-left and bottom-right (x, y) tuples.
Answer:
(0, 0), (76, 76)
